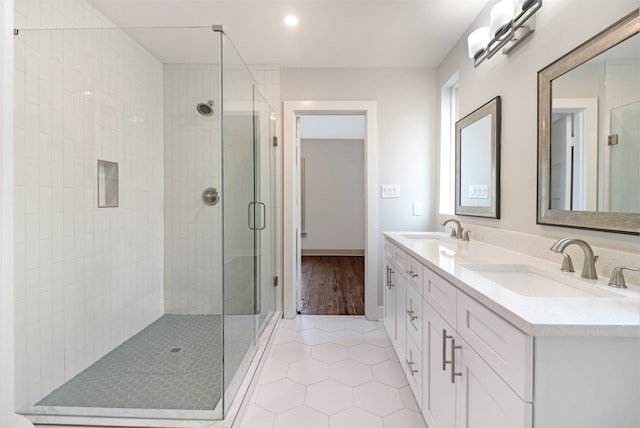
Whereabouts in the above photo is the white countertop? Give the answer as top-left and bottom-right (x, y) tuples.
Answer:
(384, 232), (640, 337)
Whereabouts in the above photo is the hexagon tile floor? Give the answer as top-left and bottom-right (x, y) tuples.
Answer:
(236, 315), (427, 428)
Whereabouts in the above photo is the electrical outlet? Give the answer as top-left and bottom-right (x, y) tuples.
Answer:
(412, 202), (422, 216)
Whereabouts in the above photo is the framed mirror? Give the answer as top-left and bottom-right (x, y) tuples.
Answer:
(455, 96), (501, 218)
(538, 9), (639, 234)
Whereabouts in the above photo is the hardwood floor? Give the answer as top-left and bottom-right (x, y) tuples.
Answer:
(300, 256), (365, 315)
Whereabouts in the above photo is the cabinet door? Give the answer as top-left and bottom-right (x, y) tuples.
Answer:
(396, 272), (407, 364)
(422, 302), (456, 428)
(383, 260), (396, 342)
(455, 337), (532, 428)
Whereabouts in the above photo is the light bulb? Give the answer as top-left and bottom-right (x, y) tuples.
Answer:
(468, 27), (490, 59)
(284, 15), (299, 27)
(490, 0), (515, 37)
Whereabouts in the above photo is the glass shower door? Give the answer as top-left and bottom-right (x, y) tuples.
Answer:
(254, 88), (277, 335)
(221, 34), (257, 415)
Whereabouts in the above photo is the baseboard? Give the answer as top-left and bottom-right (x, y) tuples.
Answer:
(301, 249), (365, 256)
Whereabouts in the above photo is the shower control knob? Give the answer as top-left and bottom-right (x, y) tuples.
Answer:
(202, 187), (220, 206)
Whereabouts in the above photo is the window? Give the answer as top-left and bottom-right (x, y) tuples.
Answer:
(439, 74), (459, 215)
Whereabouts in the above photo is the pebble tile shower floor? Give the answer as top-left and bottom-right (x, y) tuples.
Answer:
(37, 314), (249, 410)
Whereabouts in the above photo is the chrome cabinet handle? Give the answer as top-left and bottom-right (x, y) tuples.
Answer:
(385, 266), (390, 289)
(450, 338), (462, 384)
(406, 359), (418, 376)
(406, 309), (418, 322)
(407, 270), (419, 279)
(442, 329), (453, 371)
(387, 267), (395, 288)
(387, 266), (391, 288)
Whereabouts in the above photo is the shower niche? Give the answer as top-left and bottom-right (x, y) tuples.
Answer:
(97, 160), (119, 208)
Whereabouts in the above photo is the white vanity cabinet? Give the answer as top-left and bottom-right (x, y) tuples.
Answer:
(384, 240), (407, 365)
(383, 234), (640, 428)
(422, 267), (532, 428)
(385, 238), (532, 428)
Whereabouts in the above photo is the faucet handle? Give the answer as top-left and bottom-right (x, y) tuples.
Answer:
(560, 253), (574, 273)
(462, 230), (471, 241)
(608, 266), (640, 289)
(450, 227), (457, 238)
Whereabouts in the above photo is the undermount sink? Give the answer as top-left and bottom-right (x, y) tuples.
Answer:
(461, 264), (621, 298)
(400, 233), (442, 240)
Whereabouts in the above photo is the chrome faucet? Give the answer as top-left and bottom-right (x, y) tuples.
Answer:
(550, 238), (598, 279)
(441, 218), (464, 240)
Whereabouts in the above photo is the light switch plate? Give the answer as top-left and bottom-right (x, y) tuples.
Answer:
(381, 184), (400, 198)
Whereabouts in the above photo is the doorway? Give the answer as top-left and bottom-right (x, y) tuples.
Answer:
(282, 101), (379, 320)
(298, 114), (365, 315)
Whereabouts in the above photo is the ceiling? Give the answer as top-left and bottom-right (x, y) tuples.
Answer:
(87, 0), (491, 68)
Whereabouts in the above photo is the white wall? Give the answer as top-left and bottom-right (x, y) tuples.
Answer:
(301, 138), (365, 252)
(282, 68), (437, 233)
(436, 0), (640, 255)
(282, 68), (436, 312)
(13, 0), (165, 409)
(1, 0), (15, 423)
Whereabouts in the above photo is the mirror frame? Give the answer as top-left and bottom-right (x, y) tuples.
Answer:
(455, 96), (501, 218)
(537, 9), (640, 234)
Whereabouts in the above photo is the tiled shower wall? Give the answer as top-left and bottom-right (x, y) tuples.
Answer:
(13, 0), (165, 409)
(163, 64), (280, 315)
(163, 64), (222, 315)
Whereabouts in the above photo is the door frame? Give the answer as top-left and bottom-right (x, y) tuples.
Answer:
(282, 101), (378, 320)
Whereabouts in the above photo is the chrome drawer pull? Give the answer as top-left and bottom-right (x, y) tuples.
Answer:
(442, 329), (453, 371)
(450, 338), (462, 384)
(407, 270), (419, 279)
(406, 359), (418, 376)
(386, 266), (395, 289)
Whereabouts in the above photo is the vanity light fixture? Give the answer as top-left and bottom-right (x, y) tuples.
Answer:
(468, 0), (542, 67)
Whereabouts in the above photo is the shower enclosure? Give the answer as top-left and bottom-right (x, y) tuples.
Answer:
(13, 22), (277, 423)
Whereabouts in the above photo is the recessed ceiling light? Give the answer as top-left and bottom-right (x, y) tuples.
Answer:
(284, 15), (299, 26)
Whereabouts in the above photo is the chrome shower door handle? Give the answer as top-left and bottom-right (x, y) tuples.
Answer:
(257, 202), (267, 230)
(248, 202), (256, 230)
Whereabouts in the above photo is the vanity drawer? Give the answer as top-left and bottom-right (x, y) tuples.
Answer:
(385, 240), (407, 276)
(406, 284), (422, 349)
(423, 267), (457, 329)
(456, 291), (533, 401)
(405, 255), (423, 296)
(405, 334), (423, 408)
